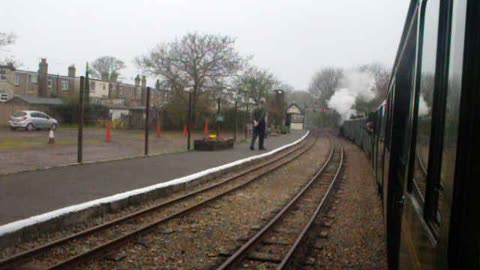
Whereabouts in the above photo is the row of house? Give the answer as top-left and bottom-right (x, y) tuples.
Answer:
(0, 58), (167, 107)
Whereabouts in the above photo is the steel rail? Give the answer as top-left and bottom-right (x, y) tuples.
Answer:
(416, 148), (428, 176)
(414, 148), (427, 203)
(216, 139), (337, 270)
(42, 134), (320, 270)
(0, 135), (315, 270)
(416, 145), (445, 193)
(276, 144), (344, 269)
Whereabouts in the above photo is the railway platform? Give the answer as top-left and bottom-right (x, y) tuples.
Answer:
(0, 131), (307, 227)
(0, 131), (389, 270)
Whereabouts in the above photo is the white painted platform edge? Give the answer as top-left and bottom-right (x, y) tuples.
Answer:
(0, 131), (309, 237)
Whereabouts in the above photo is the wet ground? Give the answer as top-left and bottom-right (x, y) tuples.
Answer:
(0, 127), (245, 174)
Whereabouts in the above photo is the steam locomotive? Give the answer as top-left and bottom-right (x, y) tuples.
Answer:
(341, 0), (479, 269)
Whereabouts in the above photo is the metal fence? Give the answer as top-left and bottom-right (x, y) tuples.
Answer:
(0, 79), (254, 175)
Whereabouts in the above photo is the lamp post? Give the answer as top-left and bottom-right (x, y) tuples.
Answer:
(144, 87), (151, 156)
(273, 89), (285, 129)
(240, 89), (252, 140)
(244, 90), (249, 123)
(233, 91), (239, 142)
(303, 102), (308, 130)
(216, 97), (221, 138)
(185, 86), (193, 151)
(77, 76), (85, 163)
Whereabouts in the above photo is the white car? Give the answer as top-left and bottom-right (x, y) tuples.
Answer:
(9, 110), (58, 131)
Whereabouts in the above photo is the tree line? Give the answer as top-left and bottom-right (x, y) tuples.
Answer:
(89, 33), (293, 129)
(1, 32), (290, 130)
(2, 31), (391, 129)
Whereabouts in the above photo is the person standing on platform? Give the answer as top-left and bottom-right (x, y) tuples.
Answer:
(250, 97), (267, 150)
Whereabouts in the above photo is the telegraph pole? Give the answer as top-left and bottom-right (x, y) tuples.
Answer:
(77, 76), (85, 163)
(144, 87), (151, 155)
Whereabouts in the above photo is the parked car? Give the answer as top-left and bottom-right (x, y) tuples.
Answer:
(8, 110), (58, 131)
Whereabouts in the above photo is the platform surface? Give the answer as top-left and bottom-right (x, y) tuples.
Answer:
(0, 131), (306, 225)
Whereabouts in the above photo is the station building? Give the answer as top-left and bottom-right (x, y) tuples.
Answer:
(286, 103), (305, 130)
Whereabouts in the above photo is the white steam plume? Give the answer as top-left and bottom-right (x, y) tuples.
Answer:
(328, 88), (357, 119)
(327, 70), (376, 121)
(418, 94), (430, 117)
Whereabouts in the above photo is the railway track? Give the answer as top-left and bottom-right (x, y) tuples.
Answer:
(0, 132), (323, 270)
(216, 141), (344, 270)
(413, 148), (427, 202)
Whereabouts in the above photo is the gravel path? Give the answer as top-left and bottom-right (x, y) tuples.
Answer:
(311, 138), (387, 270)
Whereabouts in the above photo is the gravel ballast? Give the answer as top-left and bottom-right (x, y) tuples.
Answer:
(311, 138), (388, 270)
(80, 137), (331, 270)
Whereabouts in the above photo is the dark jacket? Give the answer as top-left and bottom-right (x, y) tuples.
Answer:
(253, 106), (266, 129)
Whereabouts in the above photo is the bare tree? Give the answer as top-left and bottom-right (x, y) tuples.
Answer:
(0, 32), (15, 48)
(136, 33), (247, 122)
(234, 66), (279, 104)
(286, 90), (313, 107)
(90, 56), (126, 81)
(0, 32), (17, 66)
(276, 82), (295, 92)
(358, 63), (390, 107)
(308, 67), (343, 107)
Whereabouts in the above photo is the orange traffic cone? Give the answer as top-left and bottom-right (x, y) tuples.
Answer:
(156, 120), (162, 138)
(105, 122), (112, 142)
(183, 125), (188, 136)
(204, 120), (209, 134)
(48, 128), (55, 144)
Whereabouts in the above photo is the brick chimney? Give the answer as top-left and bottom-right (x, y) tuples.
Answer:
(67, 65), (75, 95)
(68, 65), (76, 77)
(38, 58), (48, 97)
(134, 75), (140, 100)
(141, 76), (147, 106)
(115, 82), (120, 99)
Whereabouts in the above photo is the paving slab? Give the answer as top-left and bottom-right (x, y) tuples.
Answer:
(0, 131), (306, 225)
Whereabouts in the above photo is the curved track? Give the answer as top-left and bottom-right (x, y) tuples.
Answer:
(216, 141), (344, 270)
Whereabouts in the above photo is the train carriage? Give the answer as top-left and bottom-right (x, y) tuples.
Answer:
(341, 0), (480, 269)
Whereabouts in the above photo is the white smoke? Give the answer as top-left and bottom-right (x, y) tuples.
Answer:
(327, 70), (376, 121)
(418, 94), (430, 117)
(328, 88), (357, 119)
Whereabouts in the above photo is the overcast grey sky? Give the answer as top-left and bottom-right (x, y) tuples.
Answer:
(1, 0), (409, 90)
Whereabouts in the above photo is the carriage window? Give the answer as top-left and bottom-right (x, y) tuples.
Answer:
(376, 105), (385, 185)
(384, 90), (393, 148)
(411, 0), (439, 206)
(0, 69), (6, 80)
(437, 0), (467, 227)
